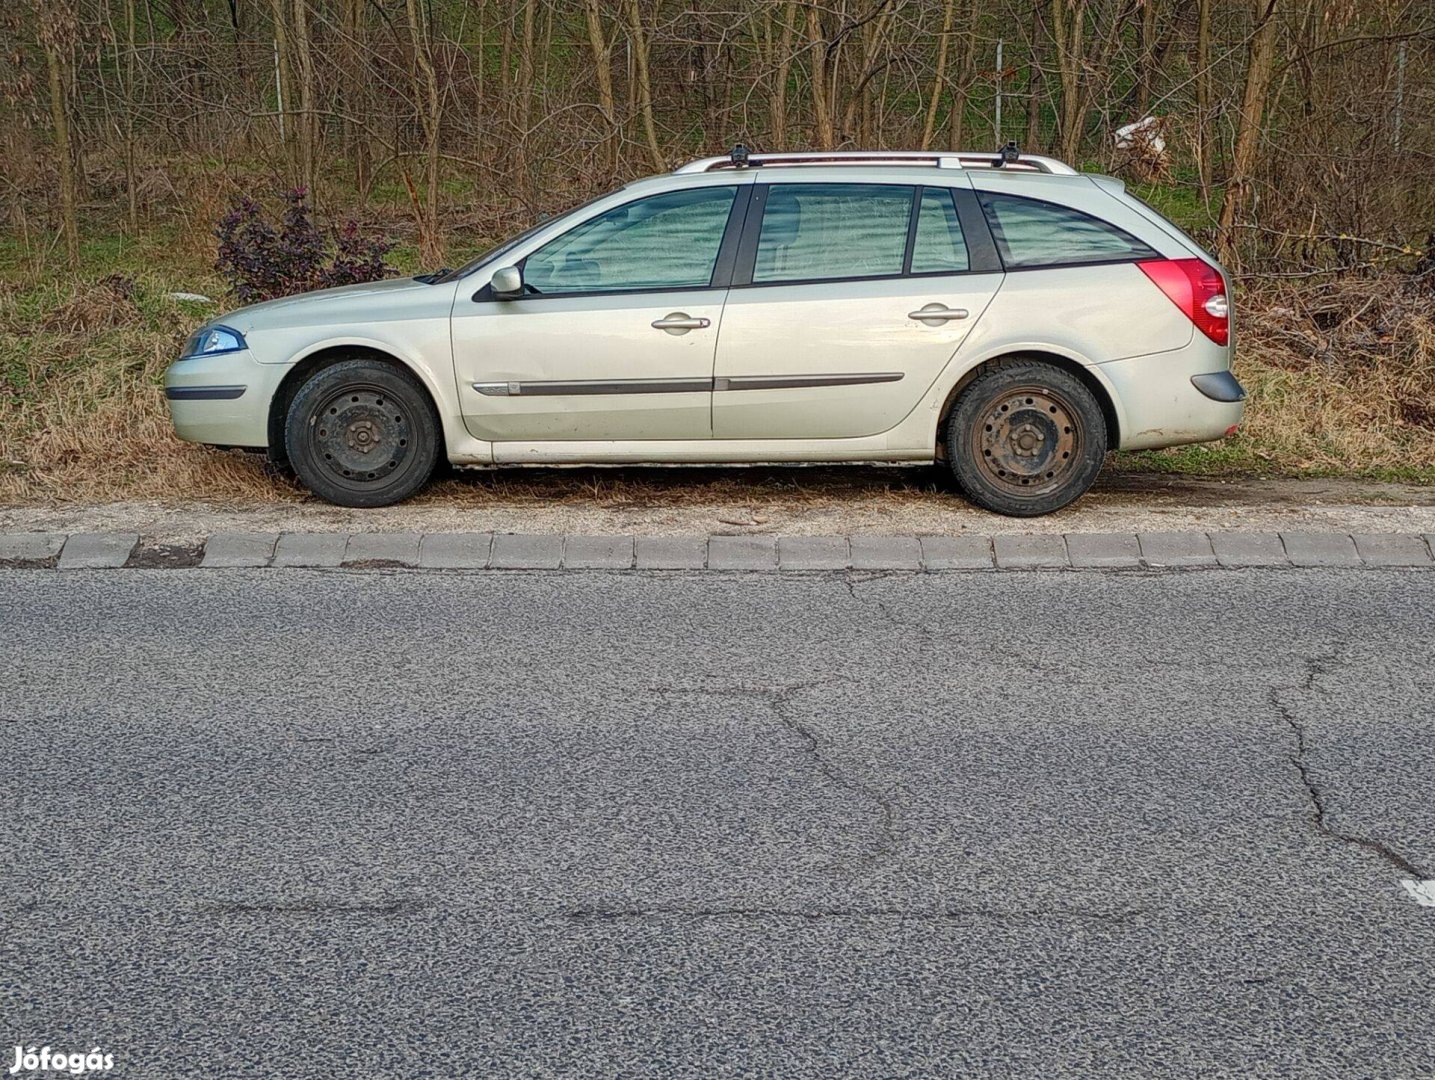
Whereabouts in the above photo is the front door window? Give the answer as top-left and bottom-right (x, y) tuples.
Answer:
(522, 186), (738, 295)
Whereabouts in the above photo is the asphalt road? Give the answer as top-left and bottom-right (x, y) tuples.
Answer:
(3, 567), (1433, 1078)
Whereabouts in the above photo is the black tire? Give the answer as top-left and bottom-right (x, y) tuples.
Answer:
(944, 358), (1107, 517)
(284, 358), (440, 508)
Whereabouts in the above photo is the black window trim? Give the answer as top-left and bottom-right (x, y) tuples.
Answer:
(471, 183), (752, 303)
(975, 189), (1159, 272)
(730, 180), (1002, 290)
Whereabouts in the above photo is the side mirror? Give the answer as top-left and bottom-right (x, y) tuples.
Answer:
(490, 265), (524, 300)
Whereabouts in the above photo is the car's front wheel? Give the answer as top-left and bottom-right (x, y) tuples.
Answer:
(945, 359), (1107, 517)
(284, 358), (440, 508)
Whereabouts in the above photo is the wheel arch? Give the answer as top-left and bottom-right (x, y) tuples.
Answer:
(266, 344), (446, 466)
(934, 349), (1123, 458)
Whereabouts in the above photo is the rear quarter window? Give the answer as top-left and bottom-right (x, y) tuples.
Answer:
(978, 192), (1157, 269)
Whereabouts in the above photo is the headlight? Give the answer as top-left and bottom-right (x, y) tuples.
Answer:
(181, 325), (246, 358)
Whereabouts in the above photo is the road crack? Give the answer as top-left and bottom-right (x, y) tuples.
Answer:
(562, 904), (1144, 924)
(656, 677), (901, 876)
(767, 679), (902, 876)
(1269, 649), (1431, 879)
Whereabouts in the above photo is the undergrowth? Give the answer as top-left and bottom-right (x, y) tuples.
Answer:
(2, 215), (1432, 505)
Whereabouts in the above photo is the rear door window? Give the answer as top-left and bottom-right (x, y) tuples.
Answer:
(909, 187), (970, 274)
(978, 192), (1157, 269)
(753, 183), (914, 283)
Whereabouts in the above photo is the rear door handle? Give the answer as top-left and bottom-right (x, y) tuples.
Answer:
(651, 313), (711, 332)
(908, 304), (969, 323)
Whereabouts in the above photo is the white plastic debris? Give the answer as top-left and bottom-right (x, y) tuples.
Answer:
(168, 291), (214, 303)
(1115, 116), (1165, 153)
(1400, 879), (1435, 907)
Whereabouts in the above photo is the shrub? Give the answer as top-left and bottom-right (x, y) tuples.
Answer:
(215, 189), (394, 303)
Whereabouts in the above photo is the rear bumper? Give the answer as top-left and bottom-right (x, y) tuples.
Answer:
(164, 351), (278, 448)
(1099, 344), (1245, 451)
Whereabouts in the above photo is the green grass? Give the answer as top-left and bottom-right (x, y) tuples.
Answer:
(1114, 444), (1435, 485)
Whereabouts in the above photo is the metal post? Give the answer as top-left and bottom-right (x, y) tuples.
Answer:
(994, 40), (1004, 142)
(1394, 40), (1406, 150)
(274, 41), (285, 142)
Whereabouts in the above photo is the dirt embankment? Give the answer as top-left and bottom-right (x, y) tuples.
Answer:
(2, 468), (1432, 542)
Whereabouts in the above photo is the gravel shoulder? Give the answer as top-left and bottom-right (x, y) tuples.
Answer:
(1, 467), (1432, 542)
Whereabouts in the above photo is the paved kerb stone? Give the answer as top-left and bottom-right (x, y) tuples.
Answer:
(919, 535), (994, 570)
(57, 533), (139, 570)
(0, 533), (66, 563)
(418, 533), (493, 569)
(993, 534), (1069, 569)
(1352, 533), (1433, 567)
(709, 535), (778, 570)
(1210, 532), (1289, 568)
(490, 533), (563, 569)
(1065, 533), (1141, 569)
(201, 532), (279, 568)
(564, 535), (635, 570)
(1139, 532), (1217, 568)
(1280, 532), (1361, 568)
(635, 536), (707, 570)
(778, 536), (850, 571)
(345, 532), (421, 567)
(849, 535), (923, 571)
(272, 533), (348, 568)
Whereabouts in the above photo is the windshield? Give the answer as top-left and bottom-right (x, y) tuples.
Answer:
(432, 192), (613, 284)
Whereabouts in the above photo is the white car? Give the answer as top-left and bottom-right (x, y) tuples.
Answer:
(166, 147), (1243, 516)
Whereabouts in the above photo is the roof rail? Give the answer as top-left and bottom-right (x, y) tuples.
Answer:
(674, 148), (1079, 176)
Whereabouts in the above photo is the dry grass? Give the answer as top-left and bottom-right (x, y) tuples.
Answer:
(1, 268), (1432, 508)
(1228, 276), (1435, 475)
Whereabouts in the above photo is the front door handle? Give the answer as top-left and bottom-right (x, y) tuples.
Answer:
(652, 313), (711, 333)
(908, 304), (970, 324)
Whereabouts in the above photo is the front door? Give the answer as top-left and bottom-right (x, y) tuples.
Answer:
(713, 181), (1003, 440)
(452, 184), (744, 443)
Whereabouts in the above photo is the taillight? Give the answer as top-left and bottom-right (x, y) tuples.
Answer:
(1137, 258), (1229, 346)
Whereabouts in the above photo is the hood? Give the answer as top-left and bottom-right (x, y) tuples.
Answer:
(220, 276), (444, 333)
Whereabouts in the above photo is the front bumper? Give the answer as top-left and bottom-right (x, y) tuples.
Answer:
(164, 351), (281, 448)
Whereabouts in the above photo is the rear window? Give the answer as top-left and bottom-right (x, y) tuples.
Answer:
(978, 192), (1157, 269)
(753, 183), (913, 283)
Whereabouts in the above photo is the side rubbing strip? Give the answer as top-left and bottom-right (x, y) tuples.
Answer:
(473, 377), (711, 397)
(471, 373), (904, 396)
(165, 385), (247, 401)
(715, 373), (904, 392)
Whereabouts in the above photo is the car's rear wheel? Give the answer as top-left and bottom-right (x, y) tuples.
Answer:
(284, 358), (440, 508)
(945, 359), (1107, 517)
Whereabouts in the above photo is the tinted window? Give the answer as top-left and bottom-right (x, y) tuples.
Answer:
(523, 186), (736, 294)
(910, 188), (969, 274)
(754, 183), (913, 283)
(978, 192), (1157, 268)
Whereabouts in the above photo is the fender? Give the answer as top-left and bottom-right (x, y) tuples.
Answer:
(889, 338), (1131, 454)
(279, 334), (494, 464)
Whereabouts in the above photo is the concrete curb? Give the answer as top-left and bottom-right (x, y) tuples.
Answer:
(2, 531), (1433, 573)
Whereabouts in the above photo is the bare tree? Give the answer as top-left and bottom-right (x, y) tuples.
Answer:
(624, 0), (665, 170)
(31, 0), (80, 266)
(1218, 0), (1282, 266)
(406, 0), (445, 266)
(582, 0), (619, 167)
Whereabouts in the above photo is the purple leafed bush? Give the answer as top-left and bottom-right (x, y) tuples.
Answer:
(215, 189), (394, 303)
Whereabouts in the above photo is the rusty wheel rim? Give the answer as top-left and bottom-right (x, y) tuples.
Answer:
(309, 383), (411, 487)
(971, 385), (1082, 495)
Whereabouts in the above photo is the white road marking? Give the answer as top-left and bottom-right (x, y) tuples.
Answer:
(1400, 880), (1435, 907)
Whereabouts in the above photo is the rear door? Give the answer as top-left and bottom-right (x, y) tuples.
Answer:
(712, 178), (1003, 440)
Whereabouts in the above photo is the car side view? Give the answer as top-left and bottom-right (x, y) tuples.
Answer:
(166, 145), (1244, 516)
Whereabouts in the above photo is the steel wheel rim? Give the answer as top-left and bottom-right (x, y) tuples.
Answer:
(971, 385), (1082, 495)
(307, 382), (412, 488)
